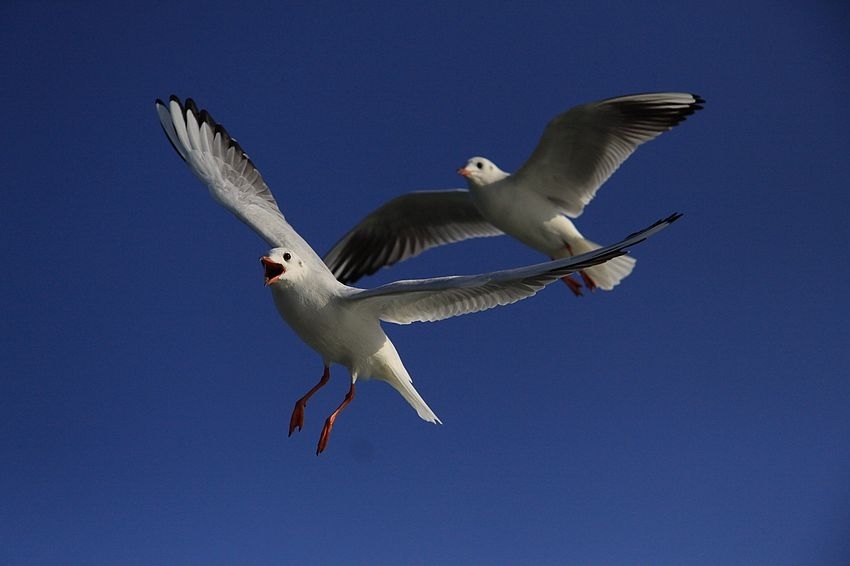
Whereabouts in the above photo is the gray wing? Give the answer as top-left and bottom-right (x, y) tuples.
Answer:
(155, 95), (328, 272)
(347, 213), (681, 324)
(324, 190), (504, 284)
(513, 92), (704, 217)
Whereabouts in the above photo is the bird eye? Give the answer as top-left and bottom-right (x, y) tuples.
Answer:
(476, 161), (483, 169)
(283, 252), (292, 261)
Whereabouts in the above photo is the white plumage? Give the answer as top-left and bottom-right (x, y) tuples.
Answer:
(156, 95), (680, 454)
(324, 92), (702, 295)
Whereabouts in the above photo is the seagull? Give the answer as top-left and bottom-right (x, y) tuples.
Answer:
(155, 95), (681, 454)
(324, 92), (703, 295)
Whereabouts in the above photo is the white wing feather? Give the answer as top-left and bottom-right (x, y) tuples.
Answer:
(155, 96), (330, 274)
(348, 213), (681, 324)
(513, 92), (704, 217)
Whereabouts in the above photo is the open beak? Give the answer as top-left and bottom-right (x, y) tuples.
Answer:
(260, 256), (285, 285)
(457, 167), (471, 177)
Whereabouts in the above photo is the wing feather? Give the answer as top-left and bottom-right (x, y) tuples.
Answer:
(513, 92), (704, 217)
(324, 190), (504, 283)
(155, 95), (328, 272)
(348, 213), (681, 324)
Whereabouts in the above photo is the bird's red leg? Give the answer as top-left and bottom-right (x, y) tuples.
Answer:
(560, 275), (584, 296)
(316, 381), (356, 455)
(579, 270), (597, 292)
(289, 366), (330, 436)
(553, 248), (584, 296)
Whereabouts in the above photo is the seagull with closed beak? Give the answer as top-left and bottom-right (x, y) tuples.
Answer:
(155, 95), (680, 454)
(324, 92), (702, 295)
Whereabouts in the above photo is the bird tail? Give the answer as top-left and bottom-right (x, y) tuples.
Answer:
(389, 366), (442, 424)
(374, 347), (442, 424)
(563, 237), (637, 290)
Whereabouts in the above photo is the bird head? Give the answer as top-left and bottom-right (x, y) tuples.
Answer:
(457, 156), (509, 188)
(260, 248), (306, 286)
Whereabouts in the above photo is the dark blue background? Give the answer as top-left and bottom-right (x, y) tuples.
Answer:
(2, 2), (849, 564)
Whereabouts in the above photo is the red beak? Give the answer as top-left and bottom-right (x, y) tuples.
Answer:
(260, 256), (285, 285)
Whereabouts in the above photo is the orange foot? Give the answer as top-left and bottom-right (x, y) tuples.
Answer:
(288, 401), (306, 436)
(316, 416), (335, 455)
(561, 274), (583, 296)
(556, 246), (584, 297)
(316, 382), (356, 455)
(288, 366), (330, 437)
(579, 270), (597, 292)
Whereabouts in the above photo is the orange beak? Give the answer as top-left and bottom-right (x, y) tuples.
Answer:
(260, 256), (285, 285)
(457, 167), (471, 177)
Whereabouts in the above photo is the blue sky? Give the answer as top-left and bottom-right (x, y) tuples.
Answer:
(2, 1), (849, 564)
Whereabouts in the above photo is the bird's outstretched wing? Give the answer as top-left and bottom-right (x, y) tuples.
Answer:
(155, 95), (328, 271)
(348, 213), (681, 324)
(324, 190), (504, 283)
(514, 92), (704, 217)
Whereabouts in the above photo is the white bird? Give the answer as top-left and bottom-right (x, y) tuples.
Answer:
(155, 95), (680, 454)
(324, 92), (703, 295)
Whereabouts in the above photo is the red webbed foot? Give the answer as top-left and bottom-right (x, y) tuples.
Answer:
(288, 366), (330, 437)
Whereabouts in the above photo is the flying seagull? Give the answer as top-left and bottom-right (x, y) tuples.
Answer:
(324, 92), (702, 295)
(155, 95), (680, 454)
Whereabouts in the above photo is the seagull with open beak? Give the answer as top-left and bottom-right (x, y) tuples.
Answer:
(156, 95), (681, 454)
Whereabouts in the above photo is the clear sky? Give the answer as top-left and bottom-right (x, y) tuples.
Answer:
(2, 1), (849, 564)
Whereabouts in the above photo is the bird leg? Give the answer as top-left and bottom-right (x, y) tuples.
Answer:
(316, 381), (356, 455)
(579, 270), (597, 292)
(560, 274), (584, 296)
(288, 366), (330, 436)
(556, 243), (592, 296)
(552, 249), (584, 296)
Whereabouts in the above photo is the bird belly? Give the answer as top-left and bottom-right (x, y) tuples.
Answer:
(472, 185), (576, 256)
(270, 287), (388, 373)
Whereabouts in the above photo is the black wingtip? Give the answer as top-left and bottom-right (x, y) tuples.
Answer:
(184, 97), (199, 118)
(623, 212), (683, 241)
(689, 94), (706, 113)
(650, 211), (684, 230)
(155, 95), (187, 163)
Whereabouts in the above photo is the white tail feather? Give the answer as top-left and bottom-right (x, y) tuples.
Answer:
(567, 237), (636, 290)
(370, 344), (442, 424)
(386, 369), (442, 424)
